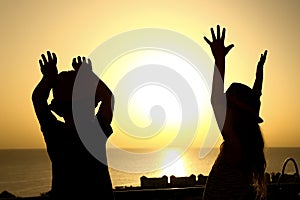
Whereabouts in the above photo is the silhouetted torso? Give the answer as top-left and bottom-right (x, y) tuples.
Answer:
(202, 143), (255, 200)
(39, 107), (114, 199)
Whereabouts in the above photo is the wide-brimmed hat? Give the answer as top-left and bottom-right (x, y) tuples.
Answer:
(226, 82), (263, 123)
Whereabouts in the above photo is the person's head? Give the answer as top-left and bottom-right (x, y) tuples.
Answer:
(49, 70), (76, 120)
(226, 82), (263, 125)
(225, 82), (266, 199)
(50, 68), (102, 124)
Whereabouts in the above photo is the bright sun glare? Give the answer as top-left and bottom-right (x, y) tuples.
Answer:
(101, 49), (212, 148)
(159, 149), (187, 177)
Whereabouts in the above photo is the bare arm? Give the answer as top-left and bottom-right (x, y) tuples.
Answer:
(32, 51), (58, 126)
(96, 78), (114, 124)
(32, 76), (55, 122)
(204, 25), (234, 141)
(72, 56), (114, 137)
(253, 50), (268, 97)
(95, 78), (114, 138)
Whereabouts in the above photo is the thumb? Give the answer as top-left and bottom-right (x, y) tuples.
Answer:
(225, 44), (234, 55)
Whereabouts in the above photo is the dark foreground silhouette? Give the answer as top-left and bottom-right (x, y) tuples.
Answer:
(1, 166), (300, 200)
(32, 51), (115, 199)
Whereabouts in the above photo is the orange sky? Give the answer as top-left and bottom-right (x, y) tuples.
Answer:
(0, 0), (300, 149)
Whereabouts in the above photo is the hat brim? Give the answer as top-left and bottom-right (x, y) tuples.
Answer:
(258, 117), (264, 123)
(227, 93), (264, 123)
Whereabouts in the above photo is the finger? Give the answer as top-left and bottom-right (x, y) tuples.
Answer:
(226, 44), (234, 54)
(52, 53), (57, 62)
(77, 56), (82, 64)
(41, 54), (47, 64)
(210, 28), (216, 41)
(228, 44), (234, 50)
(261, 53), (266, 60)
(72, 57), (77, 65)
(204, 36), (211, 45)
(82, 57), (86, 63)
(217, 25), (220, 39)
(88, 58), (92, 66)
(258, 52), (266, 66)
(221, 28), (226, 41)
(263, 50), (268, 57)
(260, 55), (264, 62)
(39, 59), (44, 67)
(72, 57), (79, 70)
(47, 51), (52, 61)
(87, 58), (92, 70)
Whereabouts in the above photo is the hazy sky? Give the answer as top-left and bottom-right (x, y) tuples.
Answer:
(1, 0), (300, 149)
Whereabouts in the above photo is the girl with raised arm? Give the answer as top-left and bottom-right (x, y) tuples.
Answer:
(202, 25), (268, 200)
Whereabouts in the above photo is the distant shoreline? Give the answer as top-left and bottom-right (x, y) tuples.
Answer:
(1, 183), (300, 200)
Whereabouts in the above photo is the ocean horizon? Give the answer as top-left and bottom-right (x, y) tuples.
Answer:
(0, 147), (300, 197)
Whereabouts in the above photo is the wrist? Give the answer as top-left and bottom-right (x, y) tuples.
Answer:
(213, 57), (225, 78)
(214, 54), (225, 62)
(42, 74), (57, 85)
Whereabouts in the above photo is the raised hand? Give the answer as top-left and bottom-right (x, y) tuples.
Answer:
(204, 25), (234, 60)
(257, 50), (268, 70)
(39, 51), (58, 77)
(72, 56), (92, 71)
(253, 50), (268, 97)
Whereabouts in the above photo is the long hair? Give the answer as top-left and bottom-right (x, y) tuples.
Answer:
(235, 118), (267, 199)
(226, 82), (267, 199)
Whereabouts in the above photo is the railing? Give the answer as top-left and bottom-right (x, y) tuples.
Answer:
(268, 157), (300, 200)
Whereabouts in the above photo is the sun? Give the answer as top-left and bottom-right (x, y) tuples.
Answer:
(100, 48), (212, 149)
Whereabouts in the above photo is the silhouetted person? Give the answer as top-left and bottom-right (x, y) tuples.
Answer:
(32, 51), (115, 199)
(202, 25), (268, 200)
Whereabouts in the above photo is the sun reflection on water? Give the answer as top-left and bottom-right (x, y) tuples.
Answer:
(158, 148), (187, 177)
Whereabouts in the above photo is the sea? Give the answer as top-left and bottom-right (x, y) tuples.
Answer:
(0, 147), (300, 197)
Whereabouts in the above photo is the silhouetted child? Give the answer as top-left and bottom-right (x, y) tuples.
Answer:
(202, 25), (268, 200)
(32, 51), (115, 199)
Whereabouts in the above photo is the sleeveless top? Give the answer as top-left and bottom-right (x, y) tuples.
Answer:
(202, 148), (255, 200)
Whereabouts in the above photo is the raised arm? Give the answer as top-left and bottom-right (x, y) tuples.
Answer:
(204, 25), (234, 132)
(95, 78), (115, 137)
(72, 56), (115, 137)
(32, 51), (58, 126)
(252, 50), (268, 98)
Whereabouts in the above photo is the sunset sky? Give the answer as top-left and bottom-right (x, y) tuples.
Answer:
(1, 0), (300, 149)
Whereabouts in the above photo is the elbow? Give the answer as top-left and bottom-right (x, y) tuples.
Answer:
(31, 89), (39, 105)
(110, 93), (115, 108)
